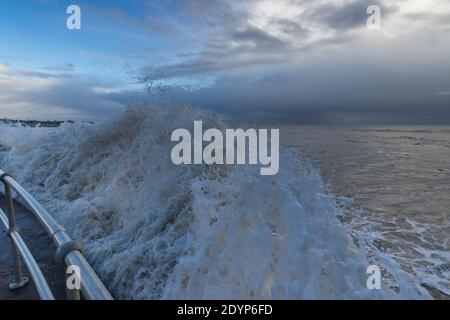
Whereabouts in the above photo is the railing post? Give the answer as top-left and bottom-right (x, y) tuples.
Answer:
(2, 179), (29, 290)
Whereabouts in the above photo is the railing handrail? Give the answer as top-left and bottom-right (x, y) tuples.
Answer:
(0, 169), (113, 300)
(0, 208), (55, 300)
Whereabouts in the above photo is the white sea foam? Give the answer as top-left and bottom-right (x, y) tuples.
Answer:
(0, 104), (431, 299)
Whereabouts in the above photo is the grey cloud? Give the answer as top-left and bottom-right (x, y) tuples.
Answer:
(98, 0), (448, 84)
(161, 53), (450, 124)
(302, 0), (389, 30)
(403, 11), (450, 28)
(232, 27), (289, 50)
(271, 19), (311, 38)
(139, 0), (382, 80)
(0, 66), (123, 119)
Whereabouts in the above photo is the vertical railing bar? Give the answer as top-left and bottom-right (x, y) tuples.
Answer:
(1, 179), (29, 290)
(0, 208), (54, 299)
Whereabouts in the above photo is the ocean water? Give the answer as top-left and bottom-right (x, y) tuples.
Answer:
(0, 105), (437, 299)
(282, 126), (450, 299)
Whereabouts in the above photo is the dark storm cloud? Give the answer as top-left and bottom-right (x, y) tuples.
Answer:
(161, 54), (450, 124)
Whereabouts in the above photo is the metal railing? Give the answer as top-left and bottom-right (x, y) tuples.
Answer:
(0, 169), (113, 300)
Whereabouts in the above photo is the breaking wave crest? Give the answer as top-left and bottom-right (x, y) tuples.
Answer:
(0, 104), (430, 299)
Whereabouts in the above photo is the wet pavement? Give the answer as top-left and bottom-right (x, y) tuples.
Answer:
(0, 196), (67, 300)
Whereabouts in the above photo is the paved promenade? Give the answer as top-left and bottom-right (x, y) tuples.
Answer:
(0, 196), (66, 300)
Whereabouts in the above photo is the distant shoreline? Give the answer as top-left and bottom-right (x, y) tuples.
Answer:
(0, 119), (94, 128)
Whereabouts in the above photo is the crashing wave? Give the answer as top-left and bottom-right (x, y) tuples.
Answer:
(0, 104), (430, 299)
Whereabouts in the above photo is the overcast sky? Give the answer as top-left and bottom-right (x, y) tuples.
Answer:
(1, 0), (449, 123)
